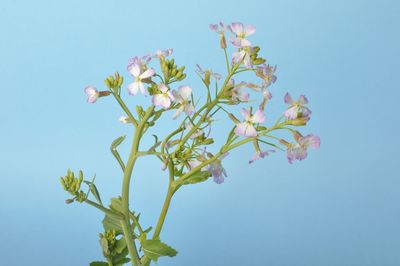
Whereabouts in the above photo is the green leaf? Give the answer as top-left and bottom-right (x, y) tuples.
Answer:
(112, 247), (130, 265)
(110, 136), (126, 171)
(182, 171), (211, 185)
(109, 197), (123, 212)
(141, 239), (178, 262)
(84, 179), (102, 205)
(89, 262), (108, 266)
(102, 214), (123, 233)
(114, 238), (127, 254)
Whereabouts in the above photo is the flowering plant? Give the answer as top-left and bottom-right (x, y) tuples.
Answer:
(61, 22), (320, 266)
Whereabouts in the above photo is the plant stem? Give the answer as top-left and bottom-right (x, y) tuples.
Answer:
(121, 106), (155, 266)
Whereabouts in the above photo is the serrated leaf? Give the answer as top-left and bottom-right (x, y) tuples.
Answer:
(182, 171), (211, 185)
(90, 262), (108, 266)
(141, 239), (178, 262)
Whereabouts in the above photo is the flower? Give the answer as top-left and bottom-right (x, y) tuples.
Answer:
(232, 47), (252, 68)
(84, 86), (99, 103)
(284, 93), (312, 120)
(249, 150), (275, 164)
(256, 64), (277, 86)
(209, 22), (227, 34)
(287, 134), (320, 164)
(172, 86), (195, 119)
(234, 108), (266, 137)
(196, 64), (221, 81)
(203, 153), (229, 184)
(127, 55), (151, 72)
(228, 79), (249, 102)
(119, 115), (133, 124)
(210, 22), (228, 49)
(152, 49), (173, 59)
(228, 22), (256, 47)
(127, 62), (155, 96)
(152, 84), (175, 109)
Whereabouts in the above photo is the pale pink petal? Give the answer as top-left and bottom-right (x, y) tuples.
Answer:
(299, 95), (309, 104)
(179, 86), (192, 99)
(251, 110), (266, 123)
(239, 38), (251, 47)
(184, 104), (194, 116)
(301, 134), (320, 149)
(244, 25), (256, 36)
(158, 83), (168, 93)
(129, 63), (141, 77)
(232, 50), (245, 64)
(140, 68), (155, 79)
(172, 106), (184, 119)
(128, 82), (139, 96)
(240, 108), (251, 120)
(284, 106), (298, 119)
(139, 82), (147, 95)
(230, 22), (244, 35)
(284, 93), (293, 104)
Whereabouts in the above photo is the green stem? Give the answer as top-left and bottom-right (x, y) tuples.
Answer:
(121, 106), (155, 266)
(111, 92), (138, 127)
(85, 199), (123, 219)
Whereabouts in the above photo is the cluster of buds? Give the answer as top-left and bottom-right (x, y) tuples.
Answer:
(60, 169), (86, 203)
(104, 72), (124, 93)
(160, 58), (186, 83)
(249, 46), (266, 66)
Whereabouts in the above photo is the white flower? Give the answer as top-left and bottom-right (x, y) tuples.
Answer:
(172, 86), (194, 119)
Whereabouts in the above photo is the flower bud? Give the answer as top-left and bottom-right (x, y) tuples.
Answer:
(220, 34), (227, 49)
(287, 117), (310, 126)
(279, 139), (290, 147)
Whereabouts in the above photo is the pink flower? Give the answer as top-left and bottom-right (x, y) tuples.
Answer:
(196, 64), (221, 81)
(172, 86), (194, 119)
(249, 150), (275, 164)
(287, 134), (320, 164)
(228, 22), (256, 47)
(229, 79), (250, 102)
(256, 64), (277, 86)
(284, 93), (312, 120)
(152, 49), (173, 59)
(232, 47), (252, 68)
(84, 86), (99, 103)
(127, 62), (155, 96)
(127, 55), (151, 72)
(152, 84), (175, 109)
(203, 153), (229, 184)
(209, 22), (227, 34)
(234, 108), (266, 137)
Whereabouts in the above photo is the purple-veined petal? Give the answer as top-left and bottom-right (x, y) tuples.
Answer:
(128, 82), (139, 96)
(129, 63), (141, 77)
(230, 22), (244, 35)
(251, 110), (266, 123)
(244, 25), (256, 36)
(172, 106), (184, 119)
(284, 93), (293, 105)
(284, 106), (298, 119)
(300, 134), (320, 149)
(179, 86), (192, 99)
(240, 108), (251, 120)
(299, 95), (309, 104)
(140, 68), (155, 79)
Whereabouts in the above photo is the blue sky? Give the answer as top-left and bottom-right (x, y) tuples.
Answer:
(0, 0), (399, 265)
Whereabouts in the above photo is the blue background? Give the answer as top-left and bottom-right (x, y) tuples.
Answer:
(1, 0), (399, 265)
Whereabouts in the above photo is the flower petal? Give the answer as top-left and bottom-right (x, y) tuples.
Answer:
(140, 68), (155, 79)
(251, 110), (266, 123)
(179, 86), (192, 99)
(128, 82), (139, 96)
(284, 93), (293, 105)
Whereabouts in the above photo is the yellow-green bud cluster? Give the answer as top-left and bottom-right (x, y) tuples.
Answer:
(104, 72), (124, 92)
(60, 169), (86, 203)
(160, 58), (186, 83)
(250, 47), (266, 65)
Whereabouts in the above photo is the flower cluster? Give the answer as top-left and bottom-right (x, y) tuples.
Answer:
(75, 21), (321, 266)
